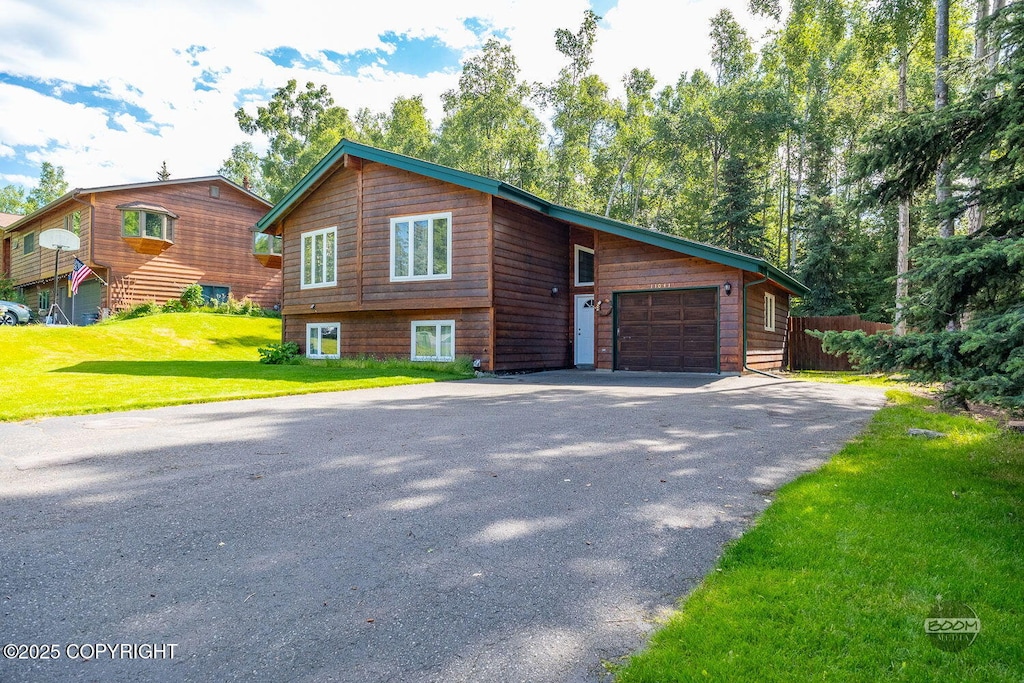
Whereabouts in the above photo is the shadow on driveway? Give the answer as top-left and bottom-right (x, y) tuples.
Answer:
(0, 372), (887, 682)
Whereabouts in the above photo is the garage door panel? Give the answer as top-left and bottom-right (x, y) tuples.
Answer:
(616, 289), (718, 373)
(651, 339), (684, 352)
(683, 307), (716, 322)
(683, 341), (717, 355)
(682, 357), (717, 372)
(619, 308), (651, 323)
(650, 324), (683, 339)
(681, 289), (716, 305)
(650, 308), (683, 322)
(619, 341), (650, 355)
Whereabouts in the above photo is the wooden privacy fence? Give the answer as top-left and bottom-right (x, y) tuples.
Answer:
(787, 315), (893, 371)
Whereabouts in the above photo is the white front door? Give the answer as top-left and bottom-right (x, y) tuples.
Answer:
(575, 295), (595, 366)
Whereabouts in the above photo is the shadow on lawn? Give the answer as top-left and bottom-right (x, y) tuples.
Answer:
(51, 360), (450, 382)
(208, 335), (279, 348)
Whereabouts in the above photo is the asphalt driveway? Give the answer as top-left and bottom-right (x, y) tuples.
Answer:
(0, 372), (887, 682)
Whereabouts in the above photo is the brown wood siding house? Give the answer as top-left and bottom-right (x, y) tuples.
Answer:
(1, 177), (281, 323)
(258, 140), (809, 373)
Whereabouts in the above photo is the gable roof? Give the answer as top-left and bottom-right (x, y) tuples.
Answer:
(256, 139), (809, 296)
(4, 176), (272, 234)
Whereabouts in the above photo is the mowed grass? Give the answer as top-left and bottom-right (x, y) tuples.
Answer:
(0, 313), (473, 421)
(616, 391), (1024, 682)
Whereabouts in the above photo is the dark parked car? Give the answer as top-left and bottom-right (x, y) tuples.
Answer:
(0, 300), (32, 325)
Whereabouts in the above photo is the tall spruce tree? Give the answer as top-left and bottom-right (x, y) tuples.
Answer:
(710, 153), (768, 256)
(828, 2), (1024, 408)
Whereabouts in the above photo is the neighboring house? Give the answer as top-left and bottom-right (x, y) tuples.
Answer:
(0, 212), (21, 229)
(0, 213), (21, 262)
(255, 139), (808, 373)
(1, 177), (282, 324)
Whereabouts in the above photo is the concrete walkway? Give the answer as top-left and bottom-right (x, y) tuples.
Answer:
(0, 372), (887, 682)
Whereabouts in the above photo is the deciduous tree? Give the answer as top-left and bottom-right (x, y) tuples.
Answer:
(435, 40), (545, 191)
(26, 162), (68, 211)
(233, 80), (357, 202)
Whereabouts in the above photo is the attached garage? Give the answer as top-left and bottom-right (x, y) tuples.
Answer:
(615, 288), (718, 372)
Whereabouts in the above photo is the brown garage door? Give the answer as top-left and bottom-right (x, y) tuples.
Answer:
(616, 289), (718, 372)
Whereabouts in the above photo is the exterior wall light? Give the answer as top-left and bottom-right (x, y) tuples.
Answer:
(724, 282), (733, 296)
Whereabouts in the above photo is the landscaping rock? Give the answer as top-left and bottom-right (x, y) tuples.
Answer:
(908, 428), (946, 438)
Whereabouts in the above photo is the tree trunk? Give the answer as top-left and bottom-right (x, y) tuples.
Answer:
(935, 0), (954, 238)
(785, 128), (794, 270)
(605, 150), (633, 217)
(967, 0), (991, 234)
(896, 55), (912, 335)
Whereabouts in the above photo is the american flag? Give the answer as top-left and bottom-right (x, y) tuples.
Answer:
(70, 258), (93, 294)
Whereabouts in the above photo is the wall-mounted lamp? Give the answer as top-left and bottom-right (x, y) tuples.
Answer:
(310, 303), (316, 310)
(723, 282), (733, 296)
(550, 286), (559, 297)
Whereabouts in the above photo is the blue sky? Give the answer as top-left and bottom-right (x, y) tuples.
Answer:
(0, 0), (777, 195)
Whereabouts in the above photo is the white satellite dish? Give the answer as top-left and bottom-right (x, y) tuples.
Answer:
(40, 228), (81, 251)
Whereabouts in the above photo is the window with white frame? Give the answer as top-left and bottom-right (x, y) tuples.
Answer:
(764, 292), (776, 331)
(306, 323), (340, 359)
(411, 320), (455, 361)
(391, 213), (451, 281)
(300, 227), (337, 289)
(121, 209), (174, 241)
(574, 245), (595, 286)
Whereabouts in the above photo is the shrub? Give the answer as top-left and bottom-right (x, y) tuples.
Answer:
(207, 295), (267, 317)
(258, 342), (300, 365)
(161, 298), (185, 313)
(180, 283), (205, 310)
(112, 301), (161, 320)
(237, 298), (263, 316)
(0, 274), (19, 302)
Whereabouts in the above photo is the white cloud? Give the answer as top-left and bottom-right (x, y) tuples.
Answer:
(0, 0), (773, 189)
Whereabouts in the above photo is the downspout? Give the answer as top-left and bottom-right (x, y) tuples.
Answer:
(742, 271), (784, 379)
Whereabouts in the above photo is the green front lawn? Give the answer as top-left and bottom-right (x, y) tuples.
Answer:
(616, 391), (1024, 682)
(0, 313), (473, 421)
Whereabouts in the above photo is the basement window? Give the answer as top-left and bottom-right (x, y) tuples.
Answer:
(307, 323), (340, 359)
(411, 320), (455, 361)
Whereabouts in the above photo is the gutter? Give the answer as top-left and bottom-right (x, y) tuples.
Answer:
(742, 272), (784, 380)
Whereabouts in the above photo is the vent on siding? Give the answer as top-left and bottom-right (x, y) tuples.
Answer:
(209, 186), (220, 198)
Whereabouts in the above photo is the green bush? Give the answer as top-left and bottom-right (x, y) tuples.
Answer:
(0, 274), (20, 302)
(207, 295), (268, 317)
(258, 342), (300, 365)
(112, 302), (161, 320)
(161, 298), (185, 313)
(180, 283), (205, 310)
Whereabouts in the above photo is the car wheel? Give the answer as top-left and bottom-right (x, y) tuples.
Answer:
(0, 311), (15, 326)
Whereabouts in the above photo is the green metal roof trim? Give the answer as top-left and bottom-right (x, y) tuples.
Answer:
(256, 138), (809, 296)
